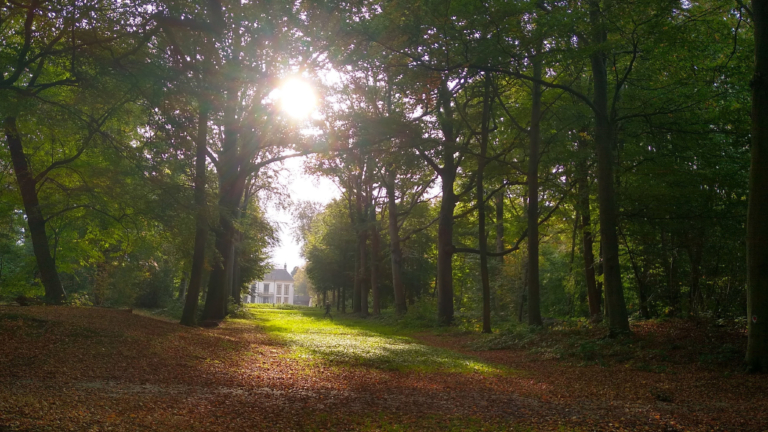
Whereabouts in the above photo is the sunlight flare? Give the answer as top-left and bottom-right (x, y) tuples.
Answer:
(276, 78), (317, 119)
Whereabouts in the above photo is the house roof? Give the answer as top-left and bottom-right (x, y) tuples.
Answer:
(262, 267), (294, 282)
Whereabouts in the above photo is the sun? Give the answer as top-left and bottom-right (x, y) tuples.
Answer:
(277, 78), (317, 119)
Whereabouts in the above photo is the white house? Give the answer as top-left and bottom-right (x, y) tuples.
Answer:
(243, 264), (295, 305)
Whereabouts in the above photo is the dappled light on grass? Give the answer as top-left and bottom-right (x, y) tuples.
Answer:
(247, 305), (506, 374)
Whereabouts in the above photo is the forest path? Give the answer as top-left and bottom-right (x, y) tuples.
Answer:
(0, 305), (765, 431)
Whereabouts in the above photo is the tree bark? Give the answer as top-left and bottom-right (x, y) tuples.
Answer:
(4, 117), (66, 304)
(351, 192), (361, 314)
(370, 205), (381, 315)
(178, 272), (188, 302)
(576, 140), (601, 321)
(202, 83), (246, 322)
(589, 0), (630, 335)
(687, 237), (703, 316)
(230, 241), (240, 304)
(357, 184), (369, 317)
(386, 169), (407, 315)
(493, 190), (504, 314)
(436, 81), (457, 326)
(747, 0), (768, 372)
(527, 47), (543, 327)
(479, 73), (493, 333)
(181, 105), (210, 326)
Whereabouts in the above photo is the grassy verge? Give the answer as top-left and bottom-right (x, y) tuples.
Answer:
(245, 304), (509, 374)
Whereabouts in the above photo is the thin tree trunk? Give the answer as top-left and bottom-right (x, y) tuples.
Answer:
(341, 283), (346, 312)
(178, 272), (188, 302)
(688, 237), (703, 316)
(181, 105), (209, 326)
(479, 73), (492, 333)
(357, 184), (369, 317)
(228, 241), (238, 303)
(577, 140), (601, 321)
(4, 117), (66, 304)
(370, 205), (381, 315)
(351, 193), (361, 314)
(527, 46), (543, 327)
(386, 169), (407, 314)
(623, 228), (650, 320)
(494, 190), (504, 314)
(519, 257), (528, 323)
(333, 288), (341, 311)
(589, 0), (629, 334)
(747, 0), (768, 372)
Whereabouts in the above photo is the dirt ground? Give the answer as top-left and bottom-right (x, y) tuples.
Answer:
(1, 306), (766, 431)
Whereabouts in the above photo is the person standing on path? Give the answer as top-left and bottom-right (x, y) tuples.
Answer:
(324, 302), (333, 320)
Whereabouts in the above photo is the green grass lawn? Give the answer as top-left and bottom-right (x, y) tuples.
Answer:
(242, 304), (507, 374)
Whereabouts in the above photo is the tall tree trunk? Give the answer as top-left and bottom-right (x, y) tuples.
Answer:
(747, 0), (768, 370)
(353, 184), (364, 315)
(370, 205), (381, 315)
(527, 47), (543, 327)
(181, 105), (209, 326)
(358, 185), (369, 317)
(359, 231), (369, 317)
(479, 73), (493, 333)
(386, 169), (407, 315)
(576, 140), (601, 321)
(4, 117), (66, 304)
(589, 0), (630, 334)
(436, 80), (457, 326)
(334, 287), (339, 310)
(494, 190), (504, 314)
(202, 85), (245, 321)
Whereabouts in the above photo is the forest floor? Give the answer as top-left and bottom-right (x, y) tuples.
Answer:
(1, 305), (767, 432)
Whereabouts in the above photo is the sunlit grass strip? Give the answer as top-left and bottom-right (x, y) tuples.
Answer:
(245, 305), (508, 374)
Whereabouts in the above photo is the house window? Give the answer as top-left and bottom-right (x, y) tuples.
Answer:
(277, 283), (283, 296)
(263, 283), (270, 293)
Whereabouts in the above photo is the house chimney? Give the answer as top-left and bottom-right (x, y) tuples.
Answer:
(284, 263), (287, 270)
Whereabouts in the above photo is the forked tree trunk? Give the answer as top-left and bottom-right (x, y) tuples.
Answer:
(4, 117), (66, 304)
(181, 106), (210, 326)
(747, 0), (768, 373)
(589, 0), (630, 335)
(202, 83), (245, 322)
(527, 47), (543, 327)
